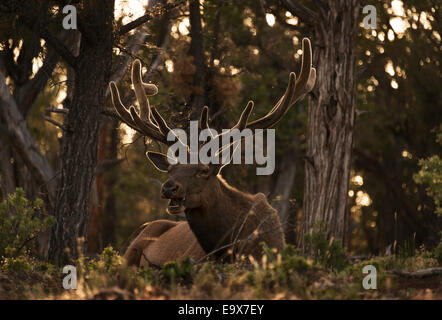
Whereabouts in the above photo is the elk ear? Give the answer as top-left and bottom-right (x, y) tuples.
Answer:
(146, 152), (171, 172)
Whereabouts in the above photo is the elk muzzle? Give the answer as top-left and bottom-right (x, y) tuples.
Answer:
(161, 180), (186, 214)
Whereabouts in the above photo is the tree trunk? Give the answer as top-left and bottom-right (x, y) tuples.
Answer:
(188, 0), (207, 120)
(0, 71), (56, 207)
(101, 120), (120, 248)
(0, 141), (16, 199)
(301, 1), (360, 247)
(270, 148), (297, 241)
(86, 126), (107, 254)
(48, 1), (114, 265)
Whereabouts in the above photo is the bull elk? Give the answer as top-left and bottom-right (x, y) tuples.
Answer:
(109, 38), (316, 267)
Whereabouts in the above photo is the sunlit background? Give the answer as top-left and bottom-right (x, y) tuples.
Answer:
(5, 0), (437, 250)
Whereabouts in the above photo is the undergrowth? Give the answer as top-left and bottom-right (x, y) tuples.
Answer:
(0, 189), (440, 299)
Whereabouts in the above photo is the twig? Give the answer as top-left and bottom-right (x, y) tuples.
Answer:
(45, 107), (68, 114)
(43, 116), (67, 131)
(118, 0), (186, 35)
(392, 267), (442, 278)
(280, 0), (317, 25)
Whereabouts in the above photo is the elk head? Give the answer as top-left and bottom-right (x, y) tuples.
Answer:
(109, 38), (316, 216)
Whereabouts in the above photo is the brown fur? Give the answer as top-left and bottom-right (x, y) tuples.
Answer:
(124, 167), (285, 267)
(124, 219), (205, 267)
(115, 39), (316, 267)
(184, 174), (285, 260)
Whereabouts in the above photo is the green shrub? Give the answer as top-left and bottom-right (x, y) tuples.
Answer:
(304, 223), (348, 271)
(413, 125), (442, 215)
(1, 255), (33, 271)
(0, 188), (54, 259)
(245, 244), (310, 297)
(397, 238), (416, 259)
(162, 257), (195, 284)
(431, 241), (442, 264)
(98, 246), (124, 271)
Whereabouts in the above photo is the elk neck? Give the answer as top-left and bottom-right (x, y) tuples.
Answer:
(184, 174), (255, 256)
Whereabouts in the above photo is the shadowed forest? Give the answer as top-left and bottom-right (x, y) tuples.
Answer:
(0, 0), (441, 300)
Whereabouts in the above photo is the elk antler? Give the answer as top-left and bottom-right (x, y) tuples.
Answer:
(109, 59), (177, 146)
(245, 37), (316, 130)
(211, 38), (316, 152)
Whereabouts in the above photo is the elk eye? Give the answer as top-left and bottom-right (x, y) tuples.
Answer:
(197, 168), (210, 176)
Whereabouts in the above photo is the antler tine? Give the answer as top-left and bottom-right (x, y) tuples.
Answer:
(289, 38), (314, 103)
(199, 106), (209, 131)
(246, 72), (297, 130)
(151, 106), (171, 136)
(245, 38), (315, 130)
(212, 100), (254, 153)
(235, 101), (254, 130)
(132, 59), (158, 122)
(109, 81), (138, 128)
(109, 60), (178, 146)
(129, 106), (167, 143)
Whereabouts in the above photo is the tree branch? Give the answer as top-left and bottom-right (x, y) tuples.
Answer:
(118, 0), (186, 36)
(46, 106), (69, 114)
(280, 0), (316, 25)
(0, 70), (56, 206)
(43, 116), (67, 131)
(3, 0), (78, 68)
(392, 267), (442, 278)
(31, 24), (77, 68)
(15, 47), (59, 116)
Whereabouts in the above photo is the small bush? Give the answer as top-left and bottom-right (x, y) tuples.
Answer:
(413, 125), (442, 215)
(431, 241), (442, 264)
(245, 244), (310, 297)
(304, 223), (348, 271)
(1, 255), (33, 271)
(0, 188), (54, 259)
(98, 246), (124, 271)
(397, 238), (416, 259)
(162, 257), (195, 284)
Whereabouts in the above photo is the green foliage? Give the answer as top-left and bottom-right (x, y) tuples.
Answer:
(71, 246), (153, 297)
(162, 257), (195, 284)
(98, 246), (124, 272)
(430, 241), (442, 264)
(0, 188), (54, 259)
(2, 245), (440, 299)
(0, 254), (56, 274)
(414, 125), (442, 215)
(1, 255), (33, 271)
(245, 244), (311, 297)
(397, 237), (416, 259)
(304, 223), (348, 271)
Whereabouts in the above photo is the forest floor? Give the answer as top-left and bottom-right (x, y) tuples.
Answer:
(1, 245), (441, 300)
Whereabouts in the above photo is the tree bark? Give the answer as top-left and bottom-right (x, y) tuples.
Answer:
(101, 120), (120, 248)
(301, 0), (360, 247)
(270, 148), (297, 241)
(48, 1), (114, 265)
(188, 0), (207, 120)
(0, 71), (56, 207)
(86, 126), (107, 254)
